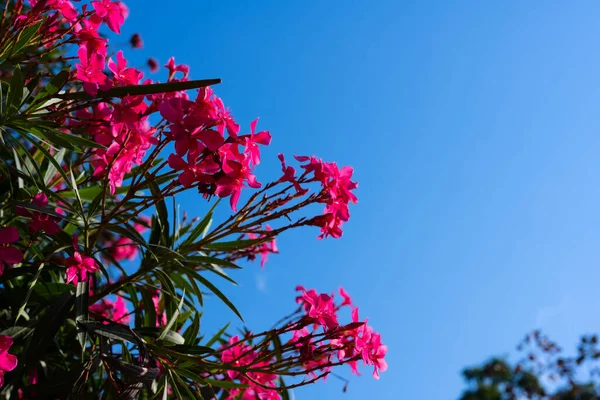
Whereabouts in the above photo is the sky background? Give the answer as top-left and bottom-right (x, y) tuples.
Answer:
(120, 1), (600, 398)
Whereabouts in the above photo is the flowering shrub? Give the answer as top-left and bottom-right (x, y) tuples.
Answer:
(0, 0), (386, 398)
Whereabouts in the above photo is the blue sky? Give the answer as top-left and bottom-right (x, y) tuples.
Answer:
(121, 1), (600, 398)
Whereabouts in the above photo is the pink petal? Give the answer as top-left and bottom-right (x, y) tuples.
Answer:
(167, 154), (188, 171)
(0, 247), (23, 264)
(252, 130), (272, 146)
(66, 266), (79, 285)
(250, 118), (259, 135)
(0, 352), (17, 372)
(198, 129), (224, 152)
(0, 336), (13, 351)
(0, 227), (19, 244)
(179, 170), (196, 187)
(33, 193), (48, 207)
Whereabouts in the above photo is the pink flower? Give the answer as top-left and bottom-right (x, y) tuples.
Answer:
(90, 296), (130, 323)
(297, 288), (339, 329)
(152, 290), (167, 327)
(339, 287), (353, 307)
(220, 336), (255, 380)
(0, 227), (23, 277)
(48, 0), (78, 21)
(351, 308), (387, 379)
(243, 118), (271, 166)
(0, 336), (17, 388)
(294, 156), (358, 239)
(277, 154), (306, 194)
(64, 235), (98, 285)
(109, 236), (138, 262)
(108, 51), (143, 86)
(216, 146), (261, 212)
(76, 44), (107, 96)
(164, 57), (189, 80)
(91, 0), (128, 34)
(17, 193), (61, 235)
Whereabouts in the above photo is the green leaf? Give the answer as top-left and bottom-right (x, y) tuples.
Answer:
(53, 129), (104, 150)
(5, 65), (23, 116)
(181, 267), (243, 322)
(26, 291), (74, 366)
(28, 70), (70, 111)
(170, 370), (202, 400)
(271, 332), (283, 363)
(0, 326), (31, 338)
(175, 367), (208, 385)
(17, 131), (73, 190)
(43, 147), (66, 186)
(62, 185), (130, 201)
(159, 289), (185, 341)
(102, 358), (159, 384)
(166, 344), (214, 355)
(140, 288), (157, 329)
(280, 378), (290, 400)
(204, 323), (230, 348)
(79, 321), (140, 344)
(61, 78), (222, 100)
(147, 179), (170, 247)
(183, 312), (201, 345)
(75, 281), (89, 350)
(16, 262), (45, 323)
(154, 268), (177, 318)
(32, 282), (72, 300)
(185, 255), (241, 270)
(205, 378), (249, 389)
(9, 20), (42, 58)
(69, 165), (84, 215)
(179, 199), (220, 249)
(11, 147), (24, 188)
(162, 377), (169, 400)
(135, 327), (185, 345)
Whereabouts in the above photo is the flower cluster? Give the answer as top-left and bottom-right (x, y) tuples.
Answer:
(277, 155), (358, 238)
(164, 102), (271, 211)
(294, 286), (387, 379)
(212, 288), (386, 399)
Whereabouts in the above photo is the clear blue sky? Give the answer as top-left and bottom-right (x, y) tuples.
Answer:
(121, 1), (600, 398)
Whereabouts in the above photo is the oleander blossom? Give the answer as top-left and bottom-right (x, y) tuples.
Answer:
(16, 193), (62, 235)
(64, 235), (99, 285)
(293, 286), (387, 379)
(90, 296), (130, 323)
(212, 287), (386, 397)
(0, 335), (18, 388)
(107, 216), (150, 262)
(0, 227), (23, 277)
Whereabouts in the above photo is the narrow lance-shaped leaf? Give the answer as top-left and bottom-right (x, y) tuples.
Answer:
(60, 78), (222, 100)
(6, 65), (23, 116)
(158, 289), (185, 341)
(76, 281), (89, 350)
